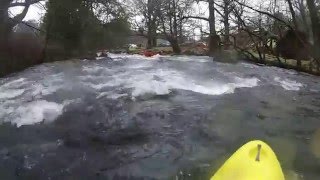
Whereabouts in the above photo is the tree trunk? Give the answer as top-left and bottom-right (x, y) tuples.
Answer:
(223, 0), (230, 50)
(147, 29), (153, 49)
(172, 0), (178, 37)
(208, 0), (219, 55)
(223, 21), (230, 49)
(306, 0), (320, 69)
(152, 36), (157, 47)
(298, 0), (310, 36)
(169, 0), (181, 54)
(0, 0), (12, 77)
(286, 0), (298, 28)
(0, 0), (11, 46)
(169, 38), (181, 54)
(146, 0), (157, 49)
(179, 18), (183, 43)
(147, 21), (157, 49)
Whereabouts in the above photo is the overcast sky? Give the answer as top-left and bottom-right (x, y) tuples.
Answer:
(9, 0), (277, 21)
(9, 2), (46, 23)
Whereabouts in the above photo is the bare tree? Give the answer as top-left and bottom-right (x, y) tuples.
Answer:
(184, 0), (221, 54)
(158, 0), (193, 53)
(207, 0), (222, 54)
(286, 0), (299, 28)
(215, 0), (234, 49)
(0, 0), (43, 44)
(306, 0), (320, 69)
(134, 0), (160, 49)
(293, 0), (310, 35)
(232, 0), (246, 31)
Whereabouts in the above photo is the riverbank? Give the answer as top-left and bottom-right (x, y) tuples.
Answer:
(1, 46), (318, 78)
(126, 47), (320, 76)
(239, 50), (320, 76)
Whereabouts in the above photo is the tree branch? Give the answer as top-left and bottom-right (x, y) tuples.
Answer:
(9, 0), (43, 7)
(181, 16), (209, 21)
(233, 0), (293, 30)
(8, 0), (43, 29)
(9, 5), (30, 28)
(213, 7), (224, 17)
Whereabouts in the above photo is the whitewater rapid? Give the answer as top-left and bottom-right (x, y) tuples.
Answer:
(0, 54), (314, 127)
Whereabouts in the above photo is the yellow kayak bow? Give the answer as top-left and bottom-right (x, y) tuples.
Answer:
(211, 140), (285, 180)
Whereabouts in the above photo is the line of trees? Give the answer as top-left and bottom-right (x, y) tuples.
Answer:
(42, 0), (130, 61)
(132, 0), (222, 54)
(230, 0), (320, 70)
(131, 0), (320, 70)
(0, 0), (130, 77)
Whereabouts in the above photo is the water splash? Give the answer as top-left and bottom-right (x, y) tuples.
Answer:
(274, 77), (303, 91)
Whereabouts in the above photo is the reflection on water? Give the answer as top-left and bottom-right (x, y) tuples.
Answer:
(0, 54), (319, 179)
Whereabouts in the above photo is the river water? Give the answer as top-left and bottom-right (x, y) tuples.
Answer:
(0, 54), (319, 179)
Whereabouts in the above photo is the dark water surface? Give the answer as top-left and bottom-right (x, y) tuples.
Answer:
(0, 54), (319, 179)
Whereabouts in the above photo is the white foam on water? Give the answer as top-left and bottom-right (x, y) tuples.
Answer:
(166, 55), (211, 63)
(97, 92), (127, 99)
(26, 73), (65, 98)
(127, 61), (153, 69)
(234, 77), (260, 88)
(0, 72), (69, 126)
(0, 78), (27, 99)
(11, 100), (64, 127)
(274, 77), (303, 91)
(240, 62), (259, 69)
(1, 78), (26, 88)
(95, 57), (105, 60)
(30, 83), (63, 97)
(0, 89), (25, 99)
(79, 58), (260, 98)
(96, 92), (109, 99)
(85, 82), (116, 90)
(78, 54), (262, 99)
(126, 69), (260, 97)
(82, 65), (106, 74)
(107, 53), (127, 59)
(131, 80), (172, 97)
(108, 53), (162, 61)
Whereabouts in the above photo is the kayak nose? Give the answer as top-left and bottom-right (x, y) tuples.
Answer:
(211, 140), (285, 180)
